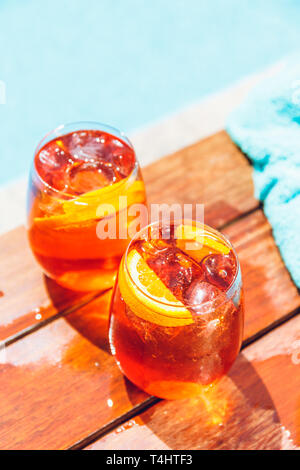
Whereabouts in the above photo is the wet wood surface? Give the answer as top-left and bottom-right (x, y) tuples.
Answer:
(88, 315), (300, 450)
(0, 226), (98, 342)
(0, 131), (299, 450)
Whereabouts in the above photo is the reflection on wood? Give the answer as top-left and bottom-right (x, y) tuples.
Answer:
(87, 315), (300, 450)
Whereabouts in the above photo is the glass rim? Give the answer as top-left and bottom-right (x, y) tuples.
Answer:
(123, 219), (241, 313)
(32, 120), (138, 199)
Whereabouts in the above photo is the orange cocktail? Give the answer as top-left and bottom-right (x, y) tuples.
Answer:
(27, 122), (146, 292)
(109, 220), (244, 399)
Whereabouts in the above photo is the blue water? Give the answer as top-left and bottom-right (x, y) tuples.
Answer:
(1, 0), (300, 185)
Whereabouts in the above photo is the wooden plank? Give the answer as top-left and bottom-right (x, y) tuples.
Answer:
(0, 289), (149, 450)
(0, 131), (257, 341)
(0, 210), (298, 450)
(222, 210), (300, 342)
(0, 226), (92, 342)
(145, 131), (258, 227)
(87, 314), (300, 451)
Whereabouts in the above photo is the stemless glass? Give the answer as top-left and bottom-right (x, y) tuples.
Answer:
(27, 122), (147, 292)
(109, 220), (244, 400)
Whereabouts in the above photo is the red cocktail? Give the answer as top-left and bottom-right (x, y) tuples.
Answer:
(27, 122), (146, 291)
(109, 220), (244, 399)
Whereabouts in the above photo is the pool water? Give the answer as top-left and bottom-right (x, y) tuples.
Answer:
(1, 0), (300, 185)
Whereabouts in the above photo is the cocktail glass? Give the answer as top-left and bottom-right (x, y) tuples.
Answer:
(109, 220), (244, 399)
(27, 122), (146, 292)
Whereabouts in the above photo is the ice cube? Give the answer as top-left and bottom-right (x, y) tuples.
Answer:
(201, 253), (236, 290)
(65, 131), (135, 187)
(136, 240), (205, 303)
(35, 141), (72, 192)
(65, 161), (115, 195)
(35, 130), (136, 194)
(37, 141), (69, 172)
(112, 149), (135, 179)
(184, 280), (220, 306)
(67, 131), (108, 162)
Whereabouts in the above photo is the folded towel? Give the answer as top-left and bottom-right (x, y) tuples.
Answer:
(227, 57), (300, 288)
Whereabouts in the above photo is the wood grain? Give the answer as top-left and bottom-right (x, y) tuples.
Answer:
(144, 131), (258, 227)
(87, 314), (300, 451)
(223, 210), (300, 342)
(0, 131), (257, 342)
(0, 210), (298, 449)
(0, 289), (149, 450)
(0, 226), (98, 342)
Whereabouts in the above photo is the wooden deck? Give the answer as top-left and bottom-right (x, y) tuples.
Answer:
(0, 131), (299, 450)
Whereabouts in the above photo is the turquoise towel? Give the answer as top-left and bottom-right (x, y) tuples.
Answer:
(227, 57), (300, 288)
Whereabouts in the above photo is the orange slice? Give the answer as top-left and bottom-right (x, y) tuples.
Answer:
(119, 249), (193, 327)
(34, 179), (145, 230)
(175, 224), (230, 260)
